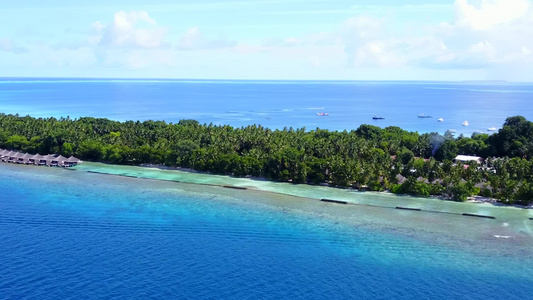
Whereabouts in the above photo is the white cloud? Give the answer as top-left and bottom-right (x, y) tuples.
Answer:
(468, 41), (496, 60)
(224, 0), (533, 77)
(91, 21), (105, 32)
(342, 16), (383, 39)
(96, 11), (167, 48)
(5, 2), (533, 80)
(423, 0), (533, 70)
(177, 27), (237, 50)
(338, 1), (533, 71)
(177, 28), (202, 49)
(340, 16), (450, 68)
(454, 0), (530, 30)
(349, 40), (403, 67)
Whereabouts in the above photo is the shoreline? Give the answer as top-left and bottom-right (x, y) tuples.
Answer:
(92, 162), (533, 211)
(467, 196), (533, 209)
(3, 159), (531, 210)
(138, 163), (533, 210)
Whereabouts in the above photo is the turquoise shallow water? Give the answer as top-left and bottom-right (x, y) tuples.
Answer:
(78, 162), (533, 232)
(1, 163), (533, 299)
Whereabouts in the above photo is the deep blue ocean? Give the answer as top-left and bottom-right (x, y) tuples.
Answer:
(1, 78), (533, 135)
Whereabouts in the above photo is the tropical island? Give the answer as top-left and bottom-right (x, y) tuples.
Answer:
(1, 113), (532, 205)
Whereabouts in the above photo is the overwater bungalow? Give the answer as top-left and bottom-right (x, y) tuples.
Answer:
(65, 156), (82, 167)
(21, 153), (33, 164)
(28, 154), (43, 165)
(13, 152), (25, 163)
(3, 151), (16, 162)
(43, 154), (57, 166)
(51, 155), (68, 167)
(0, 150), (82, 168)
(0, 149), (9, 161)
(39, 155), (50, 166)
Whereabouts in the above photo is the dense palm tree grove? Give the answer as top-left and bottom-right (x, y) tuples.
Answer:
(1, 113), (533, 205)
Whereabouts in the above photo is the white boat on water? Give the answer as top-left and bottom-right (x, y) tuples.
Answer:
(437, 118), (443, 122)
(462, 120), (469, 126)
(487, 127), (497, 131)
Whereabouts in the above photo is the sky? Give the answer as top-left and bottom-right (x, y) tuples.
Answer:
(1, 0), (533, 81)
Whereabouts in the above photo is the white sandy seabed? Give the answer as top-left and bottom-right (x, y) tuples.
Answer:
(70, 162), (533, 243)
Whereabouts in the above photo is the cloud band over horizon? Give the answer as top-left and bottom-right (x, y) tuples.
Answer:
(1, 0), (533, 81)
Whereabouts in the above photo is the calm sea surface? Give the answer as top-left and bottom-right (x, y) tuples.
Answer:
(1, 78), (533, 135)
(1, 163), (532, 299)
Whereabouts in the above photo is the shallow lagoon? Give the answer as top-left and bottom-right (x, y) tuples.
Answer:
(1, 163), (532, 299)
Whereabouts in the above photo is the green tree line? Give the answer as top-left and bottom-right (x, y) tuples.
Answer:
(1, 113), (532, 205)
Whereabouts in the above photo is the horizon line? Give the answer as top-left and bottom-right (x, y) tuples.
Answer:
(0, 76), (523, 83)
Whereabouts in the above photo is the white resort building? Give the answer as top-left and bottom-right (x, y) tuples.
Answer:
(454, 155), (483, 164)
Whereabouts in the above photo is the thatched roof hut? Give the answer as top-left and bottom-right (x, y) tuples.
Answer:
(2, 151), (14, 161)
(42, 154), (57, 165)
(36, 154), (48, 165)
(32, 154), (45, 160)
(1, 151), (81, 167)
(44, 154), (56, 161)
(28, 154), (44, 164)
(396, 174), (407, 184)
(12, 152), (24, 162)
(21, 153), (33, 159)
(50, 155), (68, 166)
(53, 155), (68, 162)
(66, 156), (82, 165)
(0, 149), (7, 160)
(19, 153), (32, 164)
(66, 156), (81, 163)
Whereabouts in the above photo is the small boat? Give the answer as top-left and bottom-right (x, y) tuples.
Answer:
(372, 116), (385, 120)
(487, 127), (497, 131)
(418, 113), (433, 118)
(437, 118), (444, 122)
(316, 112), (329, 116)
(462, 120), (469, 126)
